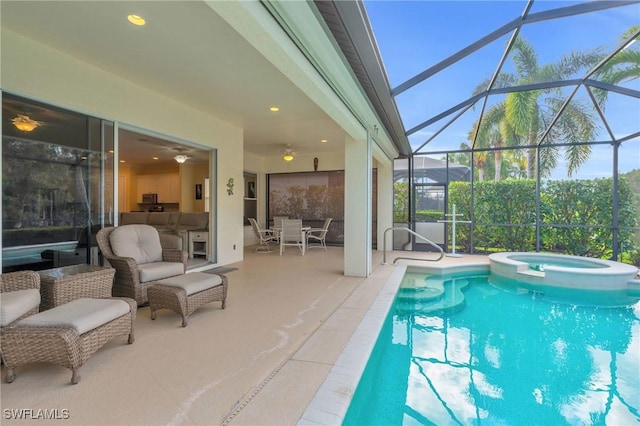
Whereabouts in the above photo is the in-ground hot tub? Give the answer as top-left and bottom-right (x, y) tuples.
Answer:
(489, 252), (639, 291)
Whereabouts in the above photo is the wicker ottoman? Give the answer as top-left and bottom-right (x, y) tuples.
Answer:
(1, 297), (136, 384)
(148, 272), (227, 327)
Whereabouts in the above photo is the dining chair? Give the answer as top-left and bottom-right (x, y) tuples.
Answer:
(249, 218), (278, 253)
(280, 219), (305, 256)
(273, 216), (288, 228)
(306, 218), (333, 250)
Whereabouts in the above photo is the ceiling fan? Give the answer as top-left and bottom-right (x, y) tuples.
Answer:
(173, 148), (190, 164)
(282, 144), (295, 162)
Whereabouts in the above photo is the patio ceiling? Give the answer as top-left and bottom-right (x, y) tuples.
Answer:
(1, 1), (362, 164)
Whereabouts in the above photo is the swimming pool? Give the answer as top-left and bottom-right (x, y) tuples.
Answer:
(343, 268), (640, 425)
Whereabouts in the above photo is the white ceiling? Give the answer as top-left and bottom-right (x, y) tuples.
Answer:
(1, 1), (347, 165)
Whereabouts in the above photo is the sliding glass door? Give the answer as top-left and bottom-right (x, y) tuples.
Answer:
(2, 93), (114, 271)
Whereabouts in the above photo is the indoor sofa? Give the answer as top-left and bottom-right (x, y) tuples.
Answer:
(119, 212), (208, 251)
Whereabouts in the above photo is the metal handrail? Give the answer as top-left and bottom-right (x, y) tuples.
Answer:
(383, 227), (445, 265)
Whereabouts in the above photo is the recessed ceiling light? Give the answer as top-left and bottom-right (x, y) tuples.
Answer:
(152, 157), (159, 160)
(127, 15), (146, 26)
(321, 139), (328, 143)
(269, 107), (280, 112)
(120, 160), (126, 163)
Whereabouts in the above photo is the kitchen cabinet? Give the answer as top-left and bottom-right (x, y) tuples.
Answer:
(136, 173), (180, 203)
(157, 174), (180, 203)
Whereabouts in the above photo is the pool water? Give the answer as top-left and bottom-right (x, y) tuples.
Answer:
(343, 271), (640, 425)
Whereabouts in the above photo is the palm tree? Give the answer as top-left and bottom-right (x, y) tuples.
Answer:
(472, 102), (519, 181)
(457, 141), (489, 181)
(592, 25), (640, 108)
(504, 150), (528, 179)
(474, 36), (602, 178)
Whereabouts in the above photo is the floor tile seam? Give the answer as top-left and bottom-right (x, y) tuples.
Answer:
(221, 355), (290, 426)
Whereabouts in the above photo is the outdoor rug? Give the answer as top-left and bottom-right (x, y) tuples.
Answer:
(203, 266), (239, 275)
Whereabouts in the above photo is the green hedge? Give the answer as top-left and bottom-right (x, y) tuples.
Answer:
(447, 178), (639, 263)
(415, 210), (444, 221)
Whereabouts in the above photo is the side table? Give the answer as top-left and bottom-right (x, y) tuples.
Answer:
(37, 264), (115, 311)
(188, 230), (208, 259)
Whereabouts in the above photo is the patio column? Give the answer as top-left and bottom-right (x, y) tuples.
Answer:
(375, 153), (393, 253)
(344, 134), (372, 277)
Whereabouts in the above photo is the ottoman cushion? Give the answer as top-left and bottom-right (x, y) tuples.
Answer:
(156, 272), (222, 296)
(0, 289), (41, 326)
(17, 298), (130, 335)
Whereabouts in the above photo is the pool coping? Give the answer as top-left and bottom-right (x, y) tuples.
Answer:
(297, 260), (490, 425)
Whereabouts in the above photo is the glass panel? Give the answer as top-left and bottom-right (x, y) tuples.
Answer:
(413, 184), (445, 251)
(618, 139), (640, 266)
(268, 171), (347, 245)
(592, 89), (640, 142)
(446, 152), (473, 254)
(472, 155), (537, 254)
(537, 85), (604, 146)
(412, 102), (483, 154)
(395, 32), (511, 133)
(393, 159), (410, 250)
(2, 94), (110, 271)
(102, 121), (115, 227)
(365, 1), (526, 86)
(513, 9), (629, 87)
(539, 143), (615, 257)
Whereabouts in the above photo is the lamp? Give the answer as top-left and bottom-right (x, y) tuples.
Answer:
(174, 154), (188, 164)
(12, 114), (43, 132)
(283, 148), (294, 162)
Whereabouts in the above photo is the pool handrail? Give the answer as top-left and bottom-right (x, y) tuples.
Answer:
(383, 227), (444, 264)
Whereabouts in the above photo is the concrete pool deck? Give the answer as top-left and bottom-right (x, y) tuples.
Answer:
(0, 248), (489, 425)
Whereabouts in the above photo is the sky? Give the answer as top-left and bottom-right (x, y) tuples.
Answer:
(362, 0), (640, 178)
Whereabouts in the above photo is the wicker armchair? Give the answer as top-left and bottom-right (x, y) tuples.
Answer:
(97, 225), (187, 305)
(0, 271), (41, 328)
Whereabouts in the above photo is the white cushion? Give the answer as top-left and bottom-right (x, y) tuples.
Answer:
(156, 272), (222, 296)
(0, 289), (41, 326)
(110, 224), (163, 264)
(138, 262), (184, 283)
(17, 298), (130, 335)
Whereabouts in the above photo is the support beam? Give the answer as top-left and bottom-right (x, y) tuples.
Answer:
(344, 134), (372, 277)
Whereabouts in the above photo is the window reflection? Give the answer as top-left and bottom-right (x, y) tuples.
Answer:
(2, 94), (114, 271)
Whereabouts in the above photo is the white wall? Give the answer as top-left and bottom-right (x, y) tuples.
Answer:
(1, 29), (245, 265)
